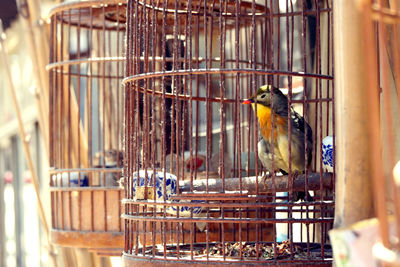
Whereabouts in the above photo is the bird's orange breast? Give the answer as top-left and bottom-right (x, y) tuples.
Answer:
(252, 103), (287, 141)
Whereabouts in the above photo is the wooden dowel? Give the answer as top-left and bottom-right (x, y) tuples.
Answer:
(178, 172), (333, 193)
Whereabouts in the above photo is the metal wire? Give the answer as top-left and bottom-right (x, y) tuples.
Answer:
(123, 0), (334, 265)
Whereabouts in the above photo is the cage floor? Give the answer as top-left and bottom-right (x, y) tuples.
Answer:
(126, 241), (332, 263)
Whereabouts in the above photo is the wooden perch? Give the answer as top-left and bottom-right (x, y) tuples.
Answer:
(179, 172), (333, 194)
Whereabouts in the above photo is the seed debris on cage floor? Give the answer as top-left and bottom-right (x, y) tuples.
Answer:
(147, 241), (332, 260)
(203, 241), (293, 259)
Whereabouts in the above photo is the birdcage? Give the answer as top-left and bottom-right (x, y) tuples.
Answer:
(123, 0), (334, 265)
(48, 0), (126, 256)
(361, 0), (400, 265)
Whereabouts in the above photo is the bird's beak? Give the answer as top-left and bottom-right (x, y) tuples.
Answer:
(242, 99), (254, 105)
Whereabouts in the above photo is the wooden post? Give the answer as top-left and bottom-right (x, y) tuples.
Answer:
(333, 0), (374, 227)
(15, 0), (50, 156)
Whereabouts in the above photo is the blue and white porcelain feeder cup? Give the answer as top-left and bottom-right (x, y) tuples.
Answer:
(131, 170), (203, 217)
(322, 135), (334, 173)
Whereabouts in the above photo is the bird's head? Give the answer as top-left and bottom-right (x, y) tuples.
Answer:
(242, 84), (274, 107)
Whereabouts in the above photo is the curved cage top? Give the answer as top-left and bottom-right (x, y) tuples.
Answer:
(47, 0), (127, 30)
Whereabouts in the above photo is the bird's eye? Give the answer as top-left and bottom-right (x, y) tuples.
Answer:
(260, 94), (266, 99)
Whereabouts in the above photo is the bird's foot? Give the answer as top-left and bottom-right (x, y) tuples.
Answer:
(290, 171), (314, 202)
(262, 172), (272, 190)
(292, 191), (314, 202)
(292, 170), (300, 180)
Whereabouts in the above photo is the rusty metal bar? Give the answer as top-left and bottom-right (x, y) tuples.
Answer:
(123, 253), (332, 265)
(122, 214), (333, 224)
(123, 199), (335, 208)
(122, 68), (333, 83)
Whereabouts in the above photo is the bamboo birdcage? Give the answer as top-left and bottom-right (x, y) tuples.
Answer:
(122, 0), (334, 265)
(361, 0), (400, 265)
(47, 0), (126, 256)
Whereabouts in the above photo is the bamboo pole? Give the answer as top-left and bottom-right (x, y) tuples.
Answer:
(0, 21), (58, 267)
(15, 0), (49, 157)
(333, 0), (375, 228)
(25, 0), (50, 95)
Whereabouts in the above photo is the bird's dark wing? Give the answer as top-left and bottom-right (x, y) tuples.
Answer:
(291, 110), (313, 166)
(291, 111), (312, 143)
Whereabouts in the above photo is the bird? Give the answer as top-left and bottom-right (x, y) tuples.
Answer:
(242, 84), (313, 201)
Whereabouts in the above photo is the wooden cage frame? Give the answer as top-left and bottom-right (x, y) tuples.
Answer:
(47, 0), (126, 256)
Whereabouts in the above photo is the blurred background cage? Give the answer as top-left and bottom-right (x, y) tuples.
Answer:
(47, 0), (126, 256)
(123, 0), (334, 265)
(361, 0), (400, 265)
